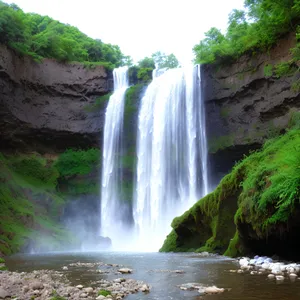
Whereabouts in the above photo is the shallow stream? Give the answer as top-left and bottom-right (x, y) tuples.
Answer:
(5, 252), (300, 299)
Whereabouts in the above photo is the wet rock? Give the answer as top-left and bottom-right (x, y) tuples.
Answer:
(203, 286), (225, 294)
(118, 268), (132, 274)
(174, 270), (185, 274)
(80, 292), (88, 297)
(76, 285), (84, 289)
(83, 287), (93, 294)
(62, 266), (68, 270)
(276, 275), (285, 281)
(178, 283), (203, 291)
(268, 274), (275, 279)
(140, 284), (150, 292)
(96, 296), (106, 300)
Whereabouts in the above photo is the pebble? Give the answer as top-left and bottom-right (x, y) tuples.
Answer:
(0, 267), (149, 300)
(276, 275), (285, 281)
(30, 281), (44, 290)
(0, 287), (9, 299)
(140, 284), (150, 292)
(83, 287), (93, 294)
(80, 292), (88, 297)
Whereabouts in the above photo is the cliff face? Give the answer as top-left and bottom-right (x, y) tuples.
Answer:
(0, 45), (111, 151)
(202, 33), (300, 181)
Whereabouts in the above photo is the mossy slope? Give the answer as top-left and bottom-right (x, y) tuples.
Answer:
(0, 148), (101, 255)
(160, 119), (300, 258)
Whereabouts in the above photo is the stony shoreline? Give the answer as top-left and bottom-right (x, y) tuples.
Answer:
(234, 255), (300, 282)
(0, 259), (150, 300)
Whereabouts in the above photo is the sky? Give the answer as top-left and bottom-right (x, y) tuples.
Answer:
(5, 0), (245, 63)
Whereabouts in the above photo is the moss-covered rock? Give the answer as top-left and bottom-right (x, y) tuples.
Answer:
(160, 125), (300, 259)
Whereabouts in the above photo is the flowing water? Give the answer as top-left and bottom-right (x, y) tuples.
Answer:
(134, 66), (208, 251)
(100, 66), (129, 244)
(6, 252), (300, 300)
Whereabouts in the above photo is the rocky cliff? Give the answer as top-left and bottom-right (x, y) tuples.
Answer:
(202, 33), (300, 183)
(0, 45), (111, 152)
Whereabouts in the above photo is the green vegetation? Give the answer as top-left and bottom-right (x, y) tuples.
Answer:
(208, 135), (234, 153)
(0, 153), (72, 255)
(0, 147), (102, 254)
(55, 148), (100, 177)
(160, 116), (300, 256)
(50, 291), (66, 300)
(263, 64), (273, 77)
(98, 290), (111, 296)
(194, 0), (300, 65)
(0, 1), (127, 68)
(129, 52), (179, 84)
(152, 51), (179, 69)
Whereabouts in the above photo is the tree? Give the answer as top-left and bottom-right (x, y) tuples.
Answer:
(151, 51), (179, 69)
(137, 56), (155, 69)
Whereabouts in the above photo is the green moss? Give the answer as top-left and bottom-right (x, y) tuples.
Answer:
(159, 230), (178, 252)
(263, 64), (273, 77)
(84, 93), (112, 112)
(208, 135), (234, 153)
(0, 258), (5, 263)
(161, 126), (300, 257)
(220, 107), (230, 118)
(292, 79), (300, 92)
(55, 148), (100, 177)
(0, 153), (76, 254)
(98, 290), (111, 296)
(274, 61), (297, 78)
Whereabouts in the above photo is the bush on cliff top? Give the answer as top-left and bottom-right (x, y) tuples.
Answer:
(160, 119), (300, 256)
(194, 0), (300, 65)
(0, 1), (126, 67)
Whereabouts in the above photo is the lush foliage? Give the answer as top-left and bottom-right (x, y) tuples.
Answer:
(194, 0), (300, 64)
(0, 153), (72, 255)
(0, 1), (126, 67)
(0, 147), (102, 254)
(129, 52), (179, 84)
(55, 148), (100, 177)
(152, 51), (179, 69)
(161, 118), (300, 256)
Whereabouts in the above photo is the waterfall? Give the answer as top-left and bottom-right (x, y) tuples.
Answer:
(133, 65), (208, 251)
(100, 66), (129, 243)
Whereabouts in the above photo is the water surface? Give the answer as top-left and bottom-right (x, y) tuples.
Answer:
(5, 252), (300, 300)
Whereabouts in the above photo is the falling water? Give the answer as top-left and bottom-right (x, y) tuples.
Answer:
(134, 65), (208, 251)
(100, 66), (129, 244)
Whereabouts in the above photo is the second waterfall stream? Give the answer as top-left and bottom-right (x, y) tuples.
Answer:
(100, 65), (208, 251)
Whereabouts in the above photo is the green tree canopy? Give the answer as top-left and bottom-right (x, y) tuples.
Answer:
(0, 1), (127, 68)
(152, 51), (179, 69)
(193, 0), (300, 65)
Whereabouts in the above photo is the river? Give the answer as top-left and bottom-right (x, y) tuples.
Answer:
(5, 252), (300, 299)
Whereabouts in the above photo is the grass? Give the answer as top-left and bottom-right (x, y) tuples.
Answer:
(98, 290), (111, 296)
